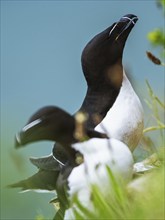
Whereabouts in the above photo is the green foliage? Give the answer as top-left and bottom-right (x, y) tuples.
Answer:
(128, 166), (164, 220)
(147, 29), (165, 59)
(143, 80), (165, 135)
(147, 29), (165, 48)
(142, 80), (165, 153)
(36, 215), (45, 220)
(71, 163), (164, 220)
(142, 0), (165, 159)
(72, 167), (128, 219)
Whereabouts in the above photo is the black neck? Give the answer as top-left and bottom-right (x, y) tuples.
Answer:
(53, 64), (123, 164)
(79, 61), (123, 128)
(79, 84), (121, 128)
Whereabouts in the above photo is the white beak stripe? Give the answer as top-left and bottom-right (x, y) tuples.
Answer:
(109, 16), (137, 37)
(22, 118), (42, 132)
(122, 16), (137, 25)
(109, 23), (118, 36)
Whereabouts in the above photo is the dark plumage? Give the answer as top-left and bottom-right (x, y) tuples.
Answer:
(15, 106), (107, 163)
(9, 170), (59, 191)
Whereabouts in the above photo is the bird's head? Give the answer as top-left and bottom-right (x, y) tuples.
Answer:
(81, 14), (138, 89)
(15, 106), (76, 148)
(15, 106), (107, 148)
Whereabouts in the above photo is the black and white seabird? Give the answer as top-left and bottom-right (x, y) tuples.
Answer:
(11, 107), (134, 220)
(10, 14), (143, 220)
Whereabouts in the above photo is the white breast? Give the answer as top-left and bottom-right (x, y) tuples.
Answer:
(65, 138), (134, 219)
(72, 138), (134, 184)
(95, 71), (144, 151)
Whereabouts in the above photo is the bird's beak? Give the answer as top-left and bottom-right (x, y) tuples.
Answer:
(14, 118), (42, 148)
(109, 14), (138, 40)
(15, 132), (22, 148)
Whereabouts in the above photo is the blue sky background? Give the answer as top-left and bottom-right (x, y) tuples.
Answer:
(1, 1), (164, 219)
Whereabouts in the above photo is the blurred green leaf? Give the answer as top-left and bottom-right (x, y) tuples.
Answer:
(143, 125), (165, 133)
(35, 215), (45, 220)
(147, 29), (165, 48)
(155, 96), (165, 109)
(71, 163), (164, 220)
(156, 0), (165, 14)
